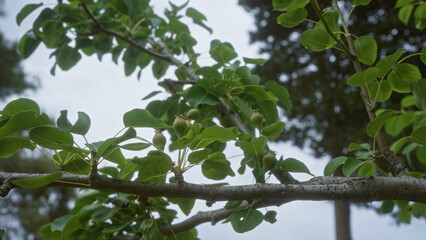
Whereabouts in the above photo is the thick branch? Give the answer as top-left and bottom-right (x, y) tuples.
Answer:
(1, 172), (425, 203)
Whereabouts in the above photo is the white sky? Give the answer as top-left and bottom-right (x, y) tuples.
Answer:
(0, 1), (425, 239)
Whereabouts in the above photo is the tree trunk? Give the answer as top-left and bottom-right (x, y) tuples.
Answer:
(335, 200), (351, 240)
(334, 167), (352, 240)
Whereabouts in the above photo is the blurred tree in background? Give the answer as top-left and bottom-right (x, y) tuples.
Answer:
(0, 3), (74, 239)
(238, 0), (425, 158)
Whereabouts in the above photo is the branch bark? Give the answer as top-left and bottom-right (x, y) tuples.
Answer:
(1, 172), (425, 203)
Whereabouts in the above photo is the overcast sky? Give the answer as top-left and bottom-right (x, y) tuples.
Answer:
(0, 1), (425, 239)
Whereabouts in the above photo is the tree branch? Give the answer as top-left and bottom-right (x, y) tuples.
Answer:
(345, 35), (407, 177)
(81, 3), (172, 63)
(159, 199), (289, 235)
(1, 172), (425, 203)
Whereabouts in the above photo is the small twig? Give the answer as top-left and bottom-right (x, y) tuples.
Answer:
(81, 3), (172, 62)
(0, 177), (13, 197)
(164, 78), (196, 85)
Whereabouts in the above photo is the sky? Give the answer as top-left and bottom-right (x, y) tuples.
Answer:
(0, 0), (425, 239)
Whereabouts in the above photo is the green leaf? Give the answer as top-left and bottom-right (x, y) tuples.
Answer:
(170, 198), (196, 216)
(264, 80), (292, 111)
(225, 200), (242, 210)
(279, 158), (313, 176)
(69, 112), (91, 135)
(171, 123), (202, 150)
(246, 86), (277, 104)
(39, 224), (61, 239)
(1, 98), (40, 118)
(238, 136), (267, 158)
(375, 51), (405, 78)
(56, 110), (72, 131)
(142, 91), (162, 100)
(395, 0), (415, 8)
(236, 66), (251, 79)
(12, 172), (62, 188)
(354, 0), (372, 6)
(417, 147), (426, 165)
(118, 161), (138, 179)
(401, 95), (416, 108)
(63, 159), (91, 175)
(410, 126), (426, 145)
(342, 158), (365, 176)
(398, 4), (414, 25)
(18, 30), (41, 58)
(347, 67), (380, 87)
(272, 0), (309, 11)
(348, 143), (371, 151)
(231, 208), (263, 233)
(119, 142), (151, 151)
(91, 207), (119, 222)
(380, 200), (395, 213)
(152, 60), (170, 79)
(201, 152), (235, 180)
(277, 8), (307, 28)
(300, 28), (331, 51)
(102, 223), (129, 234)
(190, 126), (236, 149)
(123, 109), (170, 129)
(412, 203), (426, 218)
(187, 148), (211, 164)
(388, 70), (411, 93)
(264, 210), (277, 224)
(357, 162), (376, 176)
(133, 151), (173, 183)
(394, 63), (422, 83)
(368, 80), (393, 102)
(391, 137), (410, 155)
(56, 46), (81, 71)
(421, 46), (426, 65)
(257, 101), (279, 124)
(354, 35), (377, 65)
(324, 156), (348, 176)
(0, 137), (35, 158)
(186, 85), (220, 107)
(72, 190), (109, 214)
(0, 111), (49, 138)
(16, 3), (43, 26)
(51, 215), (73, 232)
(414, 3), (426, 30)
(411, 78), (426, 111)
(209, 40), (237, 65)
(366, 111), (395, 138)
(186, 7), (212, 33)
(243, 57), (266, 65)
(398, 206), (412, 224)
(234, 97), (252, 119)
(262, 121), (285, 139)
(384, 112), (414, 136)
(29, 126), (74, 150)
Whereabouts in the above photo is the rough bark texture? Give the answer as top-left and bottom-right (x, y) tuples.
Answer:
(1, 172), (425, 203)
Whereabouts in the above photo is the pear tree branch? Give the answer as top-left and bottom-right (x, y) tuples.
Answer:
(1, 172), (425, 203)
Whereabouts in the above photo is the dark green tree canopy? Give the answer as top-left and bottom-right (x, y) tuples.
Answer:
(239, 0), (425, 157)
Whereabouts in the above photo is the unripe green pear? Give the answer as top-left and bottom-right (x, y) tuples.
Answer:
(153, 131), (166, 151)
(263, 151), (277, 172)
(186, 108), (201, 120)
(173, 115), (187, 137)
(251, 110), (263, 128)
